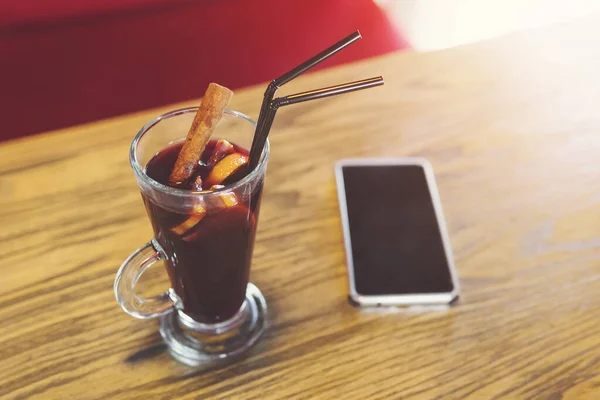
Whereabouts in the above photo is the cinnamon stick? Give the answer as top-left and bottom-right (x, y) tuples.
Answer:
(169, 83), (234, 185)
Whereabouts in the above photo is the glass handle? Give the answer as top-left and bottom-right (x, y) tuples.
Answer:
(114, 239), (181, 319)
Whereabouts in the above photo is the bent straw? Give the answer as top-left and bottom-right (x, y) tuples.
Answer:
(250, 31), (362, 161)
(248, 77), (384, 169)
(275, 76), (383, 107)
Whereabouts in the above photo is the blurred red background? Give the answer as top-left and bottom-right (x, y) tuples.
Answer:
(0, 0), (409, 141)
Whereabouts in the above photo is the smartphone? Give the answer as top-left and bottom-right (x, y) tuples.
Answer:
(335, 158), (460, 306)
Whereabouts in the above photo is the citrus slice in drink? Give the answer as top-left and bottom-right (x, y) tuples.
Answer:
(205, 153), (248, 187)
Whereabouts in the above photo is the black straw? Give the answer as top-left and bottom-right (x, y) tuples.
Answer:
(248, 76), (384, 170)
(273, 31), (362, 87)
(250, 31), (362, 163)
(275, 76), (383, 107)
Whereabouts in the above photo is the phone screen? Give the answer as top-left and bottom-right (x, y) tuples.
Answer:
(340, 164), (455, 296)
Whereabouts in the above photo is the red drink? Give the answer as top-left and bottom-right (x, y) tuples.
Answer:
(144, 140), (263, 323)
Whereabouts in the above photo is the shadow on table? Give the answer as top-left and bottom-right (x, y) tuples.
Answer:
(123, 332), (259, 374)
(125, 342), (168, 364)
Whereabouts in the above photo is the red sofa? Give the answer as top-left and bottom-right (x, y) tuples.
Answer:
(0, 0), (409, 141)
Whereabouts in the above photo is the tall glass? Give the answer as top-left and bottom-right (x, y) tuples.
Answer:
(115, 108), (269, 365)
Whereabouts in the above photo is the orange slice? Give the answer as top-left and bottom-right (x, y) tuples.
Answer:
(205, 153), (248, 187)
(207, 139), (235, 168)
(171, 204), (206, 235)
(209, 185), (239, 208)
(221, 192), (238, 207)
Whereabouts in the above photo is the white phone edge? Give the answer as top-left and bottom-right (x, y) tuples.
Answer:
(334, 157), (460, 307)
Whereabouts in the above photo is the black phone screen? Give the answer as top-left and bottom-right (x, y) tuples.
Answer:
(341, 164), (455, 295)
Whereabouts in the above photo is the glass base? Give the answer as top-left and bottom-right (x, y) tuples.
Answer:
(159, 283), (268, 366)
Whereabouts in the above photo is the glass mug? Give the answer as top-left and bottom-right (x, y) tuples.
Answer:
(115, 108), (269, 365)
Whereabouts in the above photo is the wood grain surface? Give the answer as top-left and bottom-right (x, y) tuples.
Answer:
(2, 15), (600, 399)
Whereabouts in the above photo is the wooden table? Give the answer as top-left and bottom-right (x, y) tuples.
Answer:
(2, 15), (600, 399)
